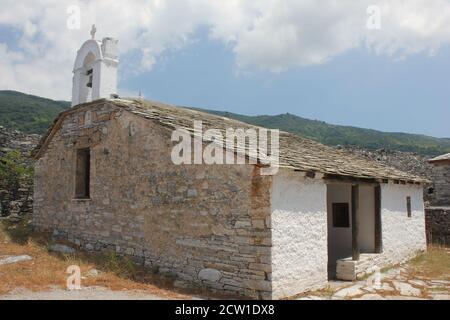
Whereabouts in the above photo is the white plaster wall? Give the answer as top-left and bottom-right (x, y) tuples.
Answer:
(98, 61), (118, 99)
(379, 183), (426, 265)
(359, 185), (375, 253)
(271, 169), (328, 299)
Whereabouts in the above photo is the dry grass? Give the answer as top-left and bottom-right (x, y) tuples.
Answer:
(0, 216), (192, 298)
(407, 246), (450, 280)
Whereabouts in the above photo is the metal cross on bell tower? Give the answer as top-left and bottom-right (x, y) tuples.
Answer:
(90, 24), (97, 40)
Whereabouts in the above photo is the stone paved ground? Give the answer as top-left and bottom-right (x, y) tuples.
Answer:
(297, 265), (450, 300)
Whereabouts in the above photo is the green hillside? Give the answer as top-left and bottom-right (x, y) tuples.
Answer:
(1, 90), (449, 156)
(0, 90), (70, 134)
(190, 109), (450, 156)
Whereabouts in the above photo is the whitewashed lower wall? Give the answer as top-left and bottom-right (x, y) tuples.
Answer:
(379, 183), (427, 265)
(271, 170), (328, 299)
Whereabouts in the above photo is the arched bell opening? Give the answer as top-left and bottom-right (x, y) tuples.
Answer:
(78, 52), (96, 104)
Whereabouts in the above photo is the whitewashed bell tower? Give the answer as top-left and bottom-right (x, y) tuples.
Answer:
(71, 25), (119, 106)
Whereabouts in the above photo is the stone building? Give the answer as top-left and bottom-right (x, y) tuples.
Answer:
(425, 153), (450, 246)
(428, 153), (450, 206)
(0, 126), (39, 217)
(31, 32), (429, 299)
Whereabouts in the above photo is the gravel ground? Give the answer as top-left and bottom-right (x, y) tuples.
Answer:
(0, 286), (171, 300)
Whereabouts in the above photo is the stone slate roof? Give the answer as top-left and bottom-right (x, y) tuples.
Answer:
(33, 98), (429, 184)
(429, 153), (450, 163)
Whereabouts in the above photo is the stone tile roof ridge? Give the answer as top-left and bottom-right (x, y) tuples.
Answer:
(116, 98), (428, 183)
(429, 153), (450, 162)
(33, 98), (429, 184)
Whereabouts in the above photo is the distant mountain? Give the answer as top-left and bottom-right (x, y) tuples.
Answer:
(1, 90), (449, 156)
(0, 90), (70, 134)
(190, 108), (450, 156)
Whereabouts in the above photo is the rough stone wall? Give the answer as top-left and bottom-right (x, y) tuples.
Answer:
(341, 146), (433, 180)
(0, 126), (39, 217)
(270, 170), (328, 299)
(425, 207), (450, 246)
(33, 103), (273, 299)
(378, 183), (427, 266)
(428, 163), (450, 206)
(0, 126), (40, 157)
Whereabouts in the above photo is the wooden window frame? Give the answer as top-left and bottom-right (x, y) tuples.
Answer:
(75, 148), (91, 199)
(406, 196), (411, 218)
(332, 202), (350, 228)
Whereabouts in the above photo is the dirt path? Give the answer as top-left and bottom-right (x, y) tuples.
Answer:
(0, 286), (174, 300)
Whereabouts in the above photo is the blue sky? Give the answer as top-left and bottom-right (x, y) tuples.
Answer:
(0, 1), (449, 138)
(122, 30), (450, 138)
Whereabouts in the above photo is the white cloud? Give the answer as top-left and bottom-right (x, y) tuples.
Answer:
(0, 0), (450, 100)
